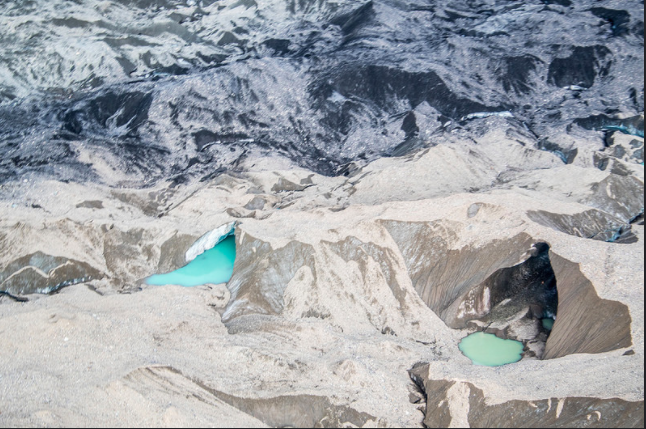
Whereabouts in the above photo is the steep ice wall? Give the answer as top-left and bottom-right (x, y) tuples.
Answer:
(544, 253), (632, 359)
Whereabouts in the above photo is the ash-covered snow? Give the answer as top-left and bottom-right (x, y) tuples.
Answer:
(0, 0), (643, 186)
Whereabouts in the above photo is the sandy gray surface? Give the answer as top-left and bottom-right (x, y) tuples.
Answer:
(0, 134), (643, 427)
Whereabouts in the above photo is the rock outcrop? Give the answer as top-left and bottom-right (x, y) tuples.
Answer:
(527, 209), (635, 243)
(0, 252), (103, 295)
(223, 234), (317, 323)
(119, 365), (376, 428)
(544, 254), (632, 359)
(410, 364), (644, 429)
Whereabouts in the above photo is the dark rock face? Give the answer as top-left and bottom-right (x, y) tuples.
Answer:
(244, 196), (267, 211)
(604, 131), (645, 165)
(582, 175), (644, 223)
(547, 46), (611, 89)
(210, 387), (376, 428)
(574, 114), (644, 138)
(501, 56), (542, 96)
(125, 365), (375, 428)
(544, 253), (632, 359)
(382, 221), (537, 327)
(384, 221), (633, 358)
(411, 376), (453, 428)
(271, 178), (310, 193)
(528, 209), (636, 243)
(103, 228), (157, 287)
(69, 91), (154, 136)
(538, 139), (579, 164)
(0, 0), (643, 186)
(157, 233), (199, 274)
(0, 252), (103, 295)
(76, 200), (104, 210)
(314, 65), (494, 121)
(590, 8), (633, 37)
(223, 232), (316, 323)
(446, 242), (558, 329)
(409, 366), (645, 429)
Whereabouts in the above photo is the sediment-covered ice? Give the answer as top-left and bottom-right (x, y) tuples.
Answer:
(0, 0), (643, 427)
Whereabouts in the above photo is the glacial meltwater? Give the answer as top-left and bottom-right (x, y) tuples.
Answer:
(459, 332), (524, 367)
(542, 317), (555, 331)
(146, 236), (236, 287)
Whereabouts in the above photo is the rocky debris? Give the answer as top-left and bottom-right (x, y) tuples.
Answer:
(271, 178), (311, 193)
(528, 209), (635, 243)
(1, 1), (643, 186)
(0, 0), (643, 425)
(481, 307), (544, 349)
(111, 188), (177, 218)
(605, 133), (645, 165)
(118, 365), (378, 428)
(223, 234), (316, 323)
(409, 365), (645, 429)
(244, 196), (268, 211)
(103, 227), (158, 289)
(0, 252), (103, 295)
(209, 386), (377, 428)
(75, 200), (104, 210)
(590, 132), (645, 181)
(113, 366), (268, 428)
(581, 175), (644, 223)
(220, 227), (449, 339)
(157, 233), (199, 274)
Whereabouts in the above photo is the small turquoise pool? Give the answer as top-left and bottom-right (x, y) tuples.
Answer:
(146, 235), (236, 287)
(542, 317), (555, 331)
(459, 332), (524, 367)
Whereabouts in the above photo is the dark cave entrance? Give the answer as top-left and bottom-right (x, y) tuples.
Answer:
(469, 242), (559, 359)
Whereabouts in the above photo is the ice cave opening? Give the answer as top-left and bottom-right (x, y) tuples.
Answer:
(147, 224), (237, 287)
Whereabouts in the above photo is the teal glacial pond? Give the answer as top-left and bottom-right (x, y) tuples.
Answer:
(542, 317), (555, 331)
(146, 236), (236, 287)
(459, 332), (524, 367)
